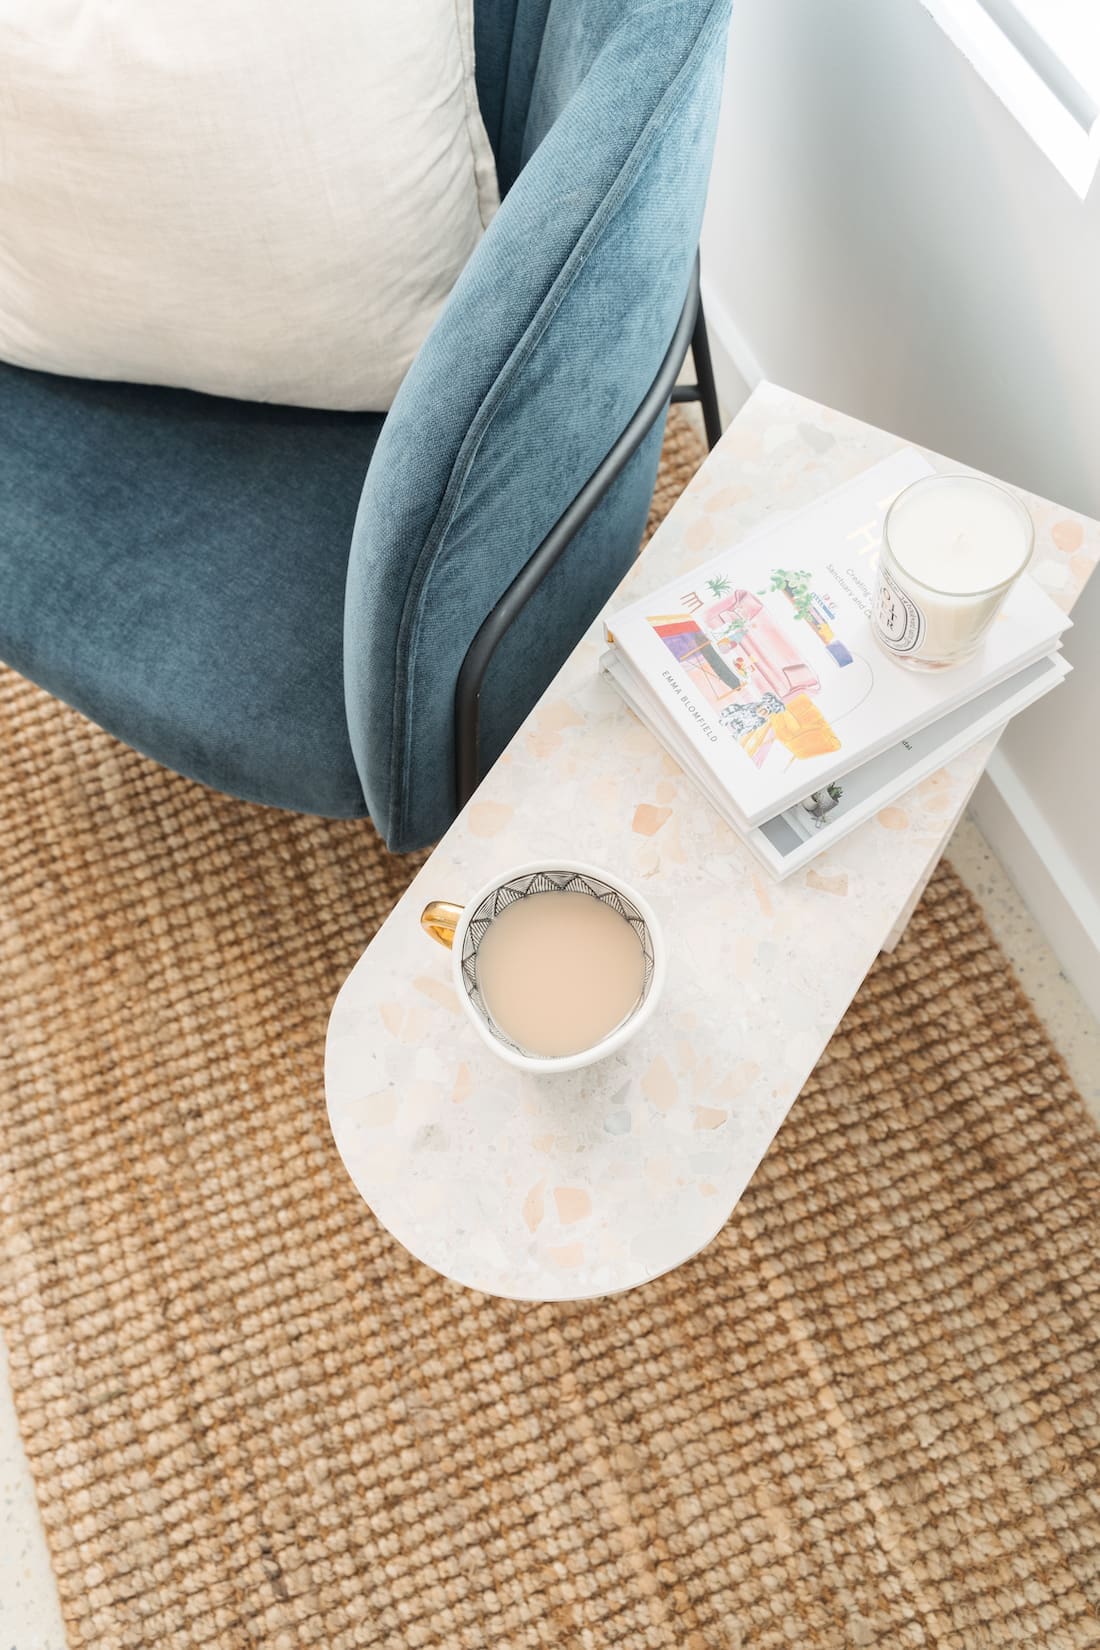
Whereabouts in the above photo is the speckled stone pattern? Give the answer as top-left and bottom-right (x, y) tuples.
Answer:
(327, 384), (1099, 1301)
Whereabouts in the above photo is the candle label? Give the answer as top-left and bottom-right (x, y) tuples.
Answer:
(875, 567), (926, 655)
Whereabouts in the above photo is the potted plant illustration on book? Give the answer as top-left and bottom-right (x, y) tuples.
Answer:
(799, 782), (844, 825)
(767, 568), (854, 668)
(766, 567), (815, 621)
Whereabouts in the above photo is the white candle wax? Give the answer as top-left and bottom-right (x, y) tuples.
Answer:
(875, 475), (1033, 667)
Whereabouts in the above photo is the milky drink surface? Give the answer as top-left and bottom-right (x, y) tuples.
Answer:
(475, 890), (645, 1058)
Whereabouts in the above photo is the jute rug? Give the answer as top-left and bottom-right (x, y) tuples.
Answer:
(2, 409), (1098, 1650)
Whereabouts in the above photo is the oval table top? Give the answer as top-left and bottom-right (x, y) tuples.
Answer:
(326, 382), (1096, 1300)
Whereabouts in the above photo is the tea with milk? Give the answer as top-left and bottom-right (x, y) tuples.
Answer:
(476, 891), (644, 1058)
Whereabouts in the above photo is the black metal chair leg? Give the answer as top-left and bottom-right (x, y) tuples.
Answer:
(690, 298), (723, 451)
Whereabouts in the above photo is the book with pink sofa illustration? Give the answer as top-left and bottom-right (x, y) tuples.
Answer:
(602, 448), (1071, 832)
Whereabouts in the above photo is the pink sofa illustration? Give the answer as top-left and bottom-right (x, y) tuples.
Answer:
(701, 590), (820, 701)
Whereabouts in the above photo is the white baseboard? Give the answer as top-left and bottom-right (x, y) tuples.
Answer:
(698, 275), (764, 423)
(970, 750), (1100, 1021)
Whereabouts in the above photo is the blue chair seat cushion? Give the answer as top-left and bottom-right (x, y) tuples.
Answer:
(0, 363), (381, 817)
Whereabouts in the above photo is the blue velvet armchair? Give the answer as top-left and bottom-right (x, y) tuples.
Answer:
(0, 0), (730, 851)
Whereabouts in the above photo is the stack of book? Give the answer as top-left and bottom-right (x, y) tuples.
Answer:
(602, 448), (1071, 878)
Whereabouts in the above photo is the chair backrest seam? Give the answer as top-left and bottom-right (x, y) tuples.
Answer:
(384, 0), (729, 843)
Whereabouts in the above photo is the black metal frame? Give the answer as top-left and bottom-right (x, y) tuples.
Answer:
(454, 255), (723, 809)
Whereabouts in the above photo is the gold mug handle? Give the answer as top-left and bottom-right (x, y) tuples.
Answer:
(420, 900), (463, 950)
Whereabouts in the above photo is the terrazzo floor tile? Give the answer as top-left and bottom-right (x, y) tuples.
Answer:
(0, 1336), (66, 1650)
(950, 813), (1100, 1121)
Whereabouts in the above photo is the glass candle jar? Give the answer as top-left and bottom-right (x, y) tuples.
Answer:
(873, 474), (1034, 670)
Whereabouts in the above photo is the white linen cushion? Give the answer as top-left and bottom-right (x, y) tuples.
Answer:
(0, 1), (499, 410)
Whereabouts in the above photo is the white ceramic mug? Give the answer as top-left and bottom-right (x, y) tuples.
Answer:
(420, 859), (666, 1074)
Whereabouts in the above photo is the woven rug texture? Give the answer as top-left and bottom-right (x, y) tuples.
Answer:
(1, 408), (1099, 1650)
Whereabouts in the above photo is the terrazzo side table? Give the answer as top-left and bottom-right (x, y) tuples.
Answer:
(326, 384), (1097, 1302)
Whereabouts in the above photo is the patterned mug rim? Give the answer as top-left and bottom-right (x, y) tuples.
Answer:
(452, 861), (665, 1072)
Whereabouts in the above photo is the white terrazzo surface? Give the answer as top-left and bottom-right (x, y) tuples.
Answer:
(326, 385), (1097, 1303)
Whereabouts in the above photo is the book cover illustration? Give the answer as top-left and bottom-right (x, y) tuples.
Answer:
(607, 447), (1071, 825)
(751, 652), (1070, 874)
(646, 562), (875, 775)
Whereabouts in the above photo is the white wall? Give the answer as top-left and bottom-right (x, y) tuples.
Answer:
(701, 0), (1100, 1012)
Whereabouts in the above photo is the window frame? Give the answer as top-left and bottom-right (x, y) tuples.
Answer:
(920, 0), (1100, 198)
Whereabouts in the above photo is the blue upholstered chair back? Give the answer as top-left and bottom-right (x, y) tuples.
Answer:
(0, 0), (729, 852)
(346, 0), (730, 847)
(473, 0), (553, 193)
